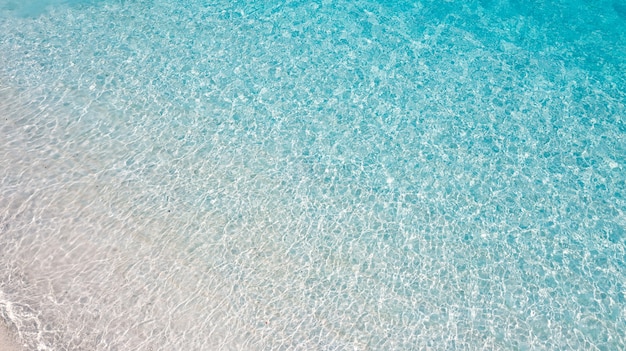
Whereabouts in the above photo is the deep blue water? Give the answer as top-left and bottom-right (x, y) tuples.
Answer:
(1, 0), (625, 350)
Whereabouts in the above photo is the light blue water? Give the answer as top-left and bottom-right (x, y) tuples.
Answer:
(0, 0), (625, 350)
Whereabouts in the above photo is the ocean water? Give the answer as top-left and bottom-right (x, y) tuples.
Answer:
(0, 0), (625, 349)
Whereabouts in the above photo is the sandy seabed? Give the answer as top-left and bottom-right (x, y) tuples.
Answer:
(0, 320), (24, 351)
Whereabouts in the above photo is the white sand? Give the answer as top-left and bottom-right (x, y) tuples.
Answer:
(0, 321), (24, 351)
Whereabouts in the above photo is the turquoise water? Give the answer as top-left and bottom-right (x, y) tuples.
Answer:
(0, 0), (625, 349)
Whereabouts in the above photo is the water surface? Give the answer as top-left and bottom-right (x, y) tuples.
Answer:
(1, 0), (625, 350)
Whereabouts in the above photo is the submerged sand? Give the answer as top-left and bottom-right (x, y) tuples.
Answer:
(0, 321), (24, 351)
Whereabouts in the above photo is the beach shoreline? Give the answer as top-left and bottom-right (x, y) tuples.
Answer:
(0, 320), (24, 351)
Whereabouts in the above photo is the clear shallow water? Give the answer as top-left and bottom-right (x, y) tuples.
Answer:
(0, 0), (625, 349)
